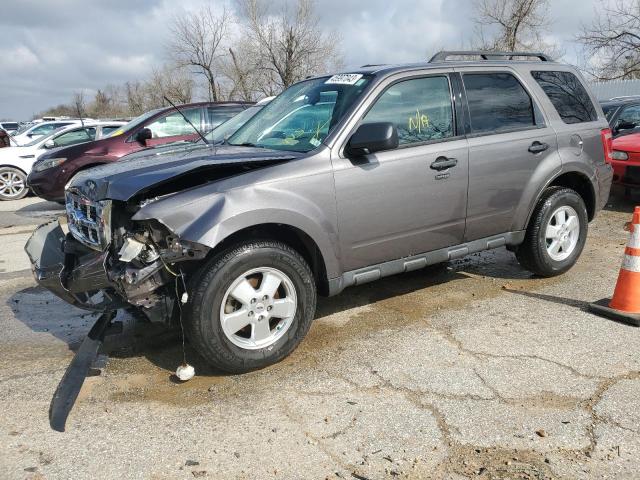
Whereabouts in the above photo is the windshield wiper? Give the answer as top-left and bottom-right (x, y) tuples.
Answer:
(232, 142), (265, 148)
(163, 96), (210, 145)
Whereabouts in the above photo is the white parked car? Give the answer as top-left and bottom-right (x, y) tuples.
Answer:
(0, 122), (20, 135)
(11, 120), (85, 146)
(0, 121), (125, 200)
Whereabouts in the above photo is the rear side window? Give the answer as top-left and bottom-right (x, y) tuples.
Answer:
(531, 71), (597, 124)
(363, 76), (454, 145)
(463, 73), (535, 134)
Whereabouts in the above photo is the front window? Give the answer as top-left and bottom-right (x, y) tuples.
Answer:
(617, 104), (640, 128)
(362, 76), (454, 145)
(51, 127), (96, 147)
(146, 108), (201, 139)
(107, 108), (163, 137)
(228, 74), (373, 152)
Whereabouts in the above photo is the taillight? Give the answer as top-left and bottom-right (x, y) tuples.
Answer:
(601, 128), (613, 163)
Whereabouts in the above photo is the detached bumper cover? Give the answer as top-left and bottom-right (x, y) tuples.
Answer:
(25, 220), (123, 311)
(596, 162), (614, 211)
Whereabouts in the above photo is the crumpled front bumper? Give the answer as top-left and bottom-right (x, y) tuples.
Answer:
(24, 220), (124, 311)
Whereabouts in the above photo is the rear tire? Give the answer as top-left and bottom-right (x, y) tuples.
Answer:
(185, 240), (316, 373)
(516, 187), (588, 277)
(0, 167), (28, 200)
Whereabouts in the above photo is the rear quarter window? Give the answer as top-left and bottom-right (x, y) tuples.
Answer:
(531, 71), (597, 124)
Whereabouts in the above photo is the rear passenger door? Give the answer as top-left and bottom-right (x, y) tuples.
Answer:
(459, 69), (560, 241)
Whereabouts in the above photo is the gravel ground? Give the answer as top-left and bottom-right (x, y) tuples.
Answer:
(1, 193), (639, 479)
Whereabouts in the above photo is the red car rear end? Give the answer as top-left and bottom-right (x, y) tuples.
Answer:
(610, 132), (640, 188)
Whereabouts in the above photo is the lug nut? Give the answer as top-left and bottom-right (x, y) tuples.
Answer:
(258, 315), (264, 321)
(262, 295), (268, 300)
(248, 311), (254, 317)
(267, 306), (272, 311)
(251, 298), (257, 304)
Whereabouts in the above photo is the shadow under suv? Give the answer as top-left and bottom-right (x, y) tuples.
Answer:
(27, 101), (252, 202)
(27, 51), (613, 376)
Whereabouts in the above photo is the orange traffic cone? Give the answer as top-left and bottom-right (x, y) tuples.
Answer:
(590, 206), (640, 326)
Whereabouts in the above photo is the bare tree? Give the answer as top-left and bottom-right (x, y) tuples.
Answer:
(72, 90), (86, 119)
(472, 0), (561, 56)
(91, 89), (112, 117)
(226, 47), (254, 101)
(577, 0), (640, 80)
(147, 65), (194, 106)
(169, 6), (230, 101)
(237, 0), (342, 92)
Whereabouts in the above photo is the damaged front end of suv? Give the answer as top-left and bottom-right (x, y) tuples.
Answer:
(26, 192), (209, 322)
(25, 147), (296, 322)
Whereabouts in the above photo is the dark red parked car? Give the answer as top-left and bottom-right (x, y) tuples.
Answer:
(28, 101), (252, 202)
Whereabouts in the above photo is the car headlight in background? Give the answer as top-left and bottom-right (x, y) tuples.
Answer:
(611, 151), (629, 161)
(32, 157), (66, 172)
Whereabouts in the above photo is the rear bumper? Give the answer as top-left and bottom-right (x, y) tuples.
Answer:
(608, 159), (640, 188)
(24, 220), (123, 311)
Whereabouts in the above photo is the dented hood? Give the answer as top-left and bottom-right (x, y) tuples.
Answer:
(67, 144), (300, 201)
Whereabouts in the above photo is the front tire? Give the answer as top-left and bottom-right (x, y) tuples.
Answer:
(185, 240), (317, 373)
(0, 167), (28, 200)
(516, 187), (588, 277)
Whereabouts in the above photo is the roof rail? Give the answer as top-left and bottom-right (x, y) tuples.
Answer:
(429, 50), (552, 63)
(360, 64), (387, 68)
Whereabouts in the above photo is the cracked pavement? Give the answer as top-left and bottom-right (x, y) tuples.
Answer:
(1, 193), (640, 479)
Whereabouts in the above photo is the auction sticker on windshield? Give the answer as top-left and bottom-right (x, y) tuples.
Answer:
(325, 74), (363, 85)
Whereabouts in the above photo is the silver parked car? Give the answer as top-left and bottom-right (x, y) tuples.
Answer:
(27, 51), (613, 374)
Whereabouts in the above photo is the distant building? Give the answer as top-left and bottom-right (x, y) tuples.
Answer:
(590, 79), (640, 101)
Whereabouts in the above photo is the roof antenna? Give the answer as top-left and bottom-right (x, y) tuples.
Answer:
(163, 96), (209, 145)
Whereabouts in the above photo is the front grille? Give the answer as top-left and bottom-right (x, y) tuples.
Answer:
(65, 191), (111, 250)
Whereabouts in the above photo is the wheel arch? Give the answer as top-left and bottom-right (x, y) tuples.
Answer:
(211, 223), (331, 296)
(523, 170), (597, 230)
(0, 164), (28, 176)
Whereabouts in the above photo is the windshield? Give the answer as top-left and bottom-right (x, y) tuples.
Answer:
(228, 74), (373, 152)
(204, 105), (264, 144)
(107, 108), (163, 137)
(601, 105), (619, 122)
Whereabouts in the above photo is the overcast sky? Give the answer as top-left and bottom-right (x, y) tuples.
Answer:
(0, 0), (604, 120)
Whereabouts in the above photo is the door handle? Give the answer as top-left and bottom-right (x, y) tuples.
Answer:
(528, 141), (549, 154)
(430, 156), (457, 171)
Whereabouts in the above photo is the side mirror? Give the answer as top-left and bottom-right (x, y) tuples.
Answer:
(345, 122), (399, 157)
(44, 139), (55, 149)
(136, 128), (153, 144)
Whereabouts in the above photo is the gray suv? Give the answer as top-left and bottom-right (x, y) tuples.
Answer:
(27, 51), (613, 373)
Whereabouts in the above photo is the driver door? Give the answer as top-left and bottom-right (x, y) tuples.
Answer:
(333, 73), (469, 272)
(143, 107), (202, 147)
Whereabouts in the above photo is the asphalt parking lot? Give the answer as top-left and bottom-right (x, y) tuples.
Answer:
(1, 192), (640, 479)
